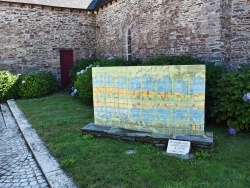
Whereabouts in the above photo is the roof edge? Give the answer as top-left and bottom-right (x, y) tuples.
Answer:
(92, 0), (114, 11)
(0, 0), (92, 10)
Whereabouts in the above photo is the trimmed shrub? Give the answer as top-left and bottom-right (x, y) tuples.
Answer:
(93, 58), (142, 67)
(205, 63), (226, 120)
(69, 59), (98, 85)
(74, 67), (93, 105)
(73, 59), (142, 104)
(18, 72), (57, 99)
(212, 66), (250, 130)
(143, 55), (205, 66)
(0, 71), (19, 102)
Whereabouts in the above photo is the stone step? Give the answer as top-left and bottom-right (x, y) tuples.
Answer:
(0, 104), (6, 130)
(0, 103), (16, 130)
(7, 99), (77, 188)
(0, 103), (49, 187)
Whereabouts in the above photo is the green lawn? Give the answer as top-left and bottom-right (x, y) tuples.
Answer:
(16, 93), (250, 188)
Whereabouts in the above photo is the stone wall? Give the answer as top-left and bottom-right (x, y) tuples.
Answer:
(220, 0), (232, 69)
(230, 0), (250, 68)
(95, 0), (250, 66)
(96, 0), (223, 64)
(0, 2), (96, 80)
(1, 0), (250, 74)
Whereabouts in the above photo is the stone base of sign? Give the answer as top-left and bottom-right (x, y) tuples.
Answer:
(81, 123), (213, 152)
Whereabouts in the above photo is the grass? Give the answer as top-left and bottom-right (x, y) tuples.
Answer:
(16, 93), (250, 188)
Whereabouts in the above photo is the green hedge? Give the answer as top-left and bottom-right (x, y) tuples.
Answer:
(143, 55), (205, 66)
(205, 63), (226, 120)
(0, 71), (57, 102)
(18, 72), (57, 99)
(212, 66), (250, 130)
(0, 71), (19, 103)
(69, 59), (99, 85)
(74, 67), (93, 105)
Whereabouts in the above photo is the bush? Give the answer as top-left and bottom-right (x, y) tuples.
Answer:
(74, 67), (93, 105)
(69, 59), (98, 85)
(205, 63), (225, 120)
(212, 66), (250, 130)
(18, 72), (57, 99)
(93, 58), (142, 67)
(0, 71), (19, 102)
(143, 55), (206, 66)
(144, 55), (225, 120)
(73, 59), (142, 104)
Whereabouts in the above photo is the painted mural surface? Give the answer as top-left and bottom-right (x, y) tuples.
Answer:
(92, 65), (205, 135)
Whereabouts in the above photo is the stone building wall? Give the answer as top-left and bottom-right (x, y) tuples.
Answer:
(1, 0), (250, 75)
(220, 0), (232, 69)
(96, 0), (223, 64)
(230, 0), (250, 68)
(0, 2), (96, 80)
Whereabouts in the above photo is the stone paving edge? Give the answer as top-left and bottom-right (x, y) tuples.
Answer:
(7, 99), (77, 188)
(0, 105), (6, 130)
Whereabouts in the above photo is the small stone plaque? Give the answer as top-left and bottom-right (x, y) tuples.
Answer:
(166, 140), (191, 155)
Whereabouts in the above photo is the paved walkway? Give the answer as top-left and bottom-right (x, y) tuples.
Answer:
(0, 104), (49, 188)
(0, 100), (77, 188)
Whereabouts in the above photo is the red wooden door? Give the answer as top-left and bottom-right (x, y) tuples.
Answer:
(60, 50), (74, 87)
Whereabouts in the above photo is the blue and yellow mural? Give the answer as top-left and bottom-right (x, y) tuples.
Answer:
(92, 65), (205, 135)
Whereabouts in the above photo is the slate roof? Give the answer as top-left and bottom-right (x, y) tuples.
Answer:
(91, 0), (111, 10)
(0, 0), (94, 9)
(0, 0), (113, 10)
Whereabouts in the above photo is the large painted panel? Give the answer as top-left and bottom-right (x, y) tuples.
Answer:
(92, 65), (205, 135)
